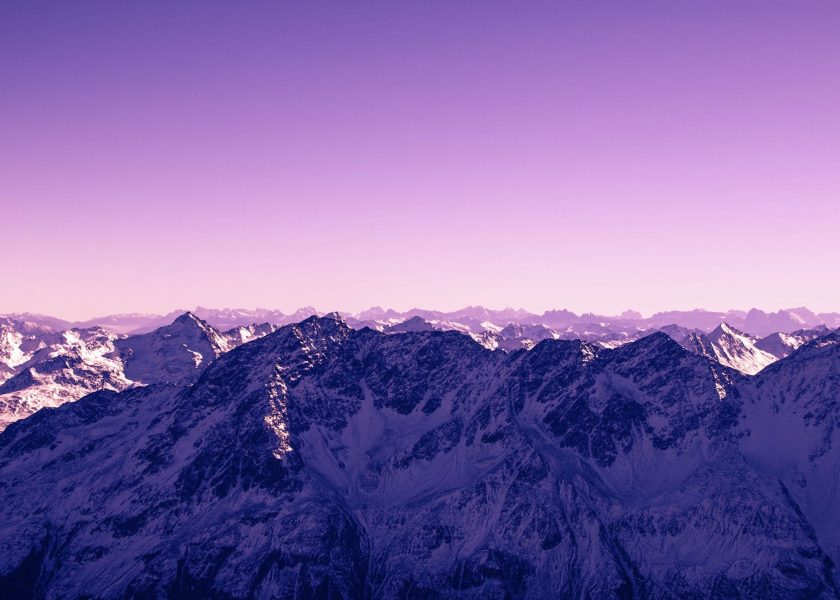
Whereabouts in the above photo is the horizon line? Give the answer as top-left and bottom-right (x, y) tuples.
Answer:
(2, 304), (837, 325)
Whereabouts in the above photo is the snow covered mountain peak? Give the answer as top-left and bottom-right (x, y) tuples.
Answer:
(168, 311), (223, 340)
(172, 310), (203, 325)
(708, 321), (745, 340)
(0, 312), (287, 430)
(607, 329), (690, 366)
(113, 313), (227, 386)
(681, 322), (777, 375)
(290, 312), (351, 343)
(780, 328), (840, 360)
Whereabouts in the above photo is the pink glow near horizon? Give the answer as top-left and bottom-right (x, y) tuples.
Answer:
(2, 2), (839, 321)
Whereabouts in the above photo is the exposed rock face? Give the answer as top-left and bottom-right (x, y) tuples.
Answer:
(1, 316), (839, 598)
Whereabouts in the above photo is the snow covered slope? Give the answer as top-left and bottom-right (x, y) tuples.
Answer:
(0, 318), (56, 383)
(739, 330), (840, 574)
(0, 313), (278, 430)
(220, 322), (279, 349)
(0, 316), (837, 598)
(754, 326), (830, 359)
(113, 311), (228, 385)
(0, 326), (130, 430)
(680, 323), (778, 375)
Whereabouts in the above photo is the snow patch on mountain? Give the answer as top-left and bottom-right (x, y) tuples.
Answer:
(681, 323), (778, 375)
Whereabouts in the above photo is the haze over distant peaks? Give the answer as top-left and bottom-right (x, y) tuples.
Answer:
(3, 305), (839, 337)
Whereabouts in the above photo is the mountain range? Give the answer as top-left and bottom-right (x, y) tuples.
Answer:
(0, 314), (278, 430)
(1, 313), (840, 597)
(1, 307), (836, 432)
(5, 305), (840, 336)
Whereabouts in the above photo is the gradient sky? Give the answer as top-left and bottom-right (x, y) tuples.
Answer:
(2, 1), (839, 320)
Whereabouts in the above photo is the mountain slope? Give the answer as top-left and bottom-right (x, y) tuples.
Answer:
(113, 311), (228, 386)
(740, 330), (840, 568)
(0, 318), (57, 383)
(680, 323), (777, 375)
(0, 313), (280, 431)
(0, 326), (130, 430)
(755, 326), (829, 359)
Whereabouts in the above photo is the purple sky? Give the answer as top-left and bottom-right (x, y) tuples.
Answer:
(2, 1), (839, 320)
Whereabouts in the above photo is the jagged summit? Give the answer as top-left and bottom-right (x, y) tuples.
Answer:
(293, 311), (349, 334)
(114, 313), (229, 386)
(172, 310), (203, 325)
(681, 322), (776, 375)
(709, 321), (737, 336)
(165, 311), (221, 338)
(613, 329), (686, 357)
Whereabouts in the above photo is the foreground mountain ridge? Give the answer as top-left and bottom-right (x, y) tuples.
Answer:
(0, 311), (835, 430)
(1, 315), (839, 598)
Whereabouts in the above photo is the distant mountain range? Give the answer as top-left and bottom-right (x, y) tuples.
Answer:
(4, 305), (840, 336)
(2, 313), (840, 597)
